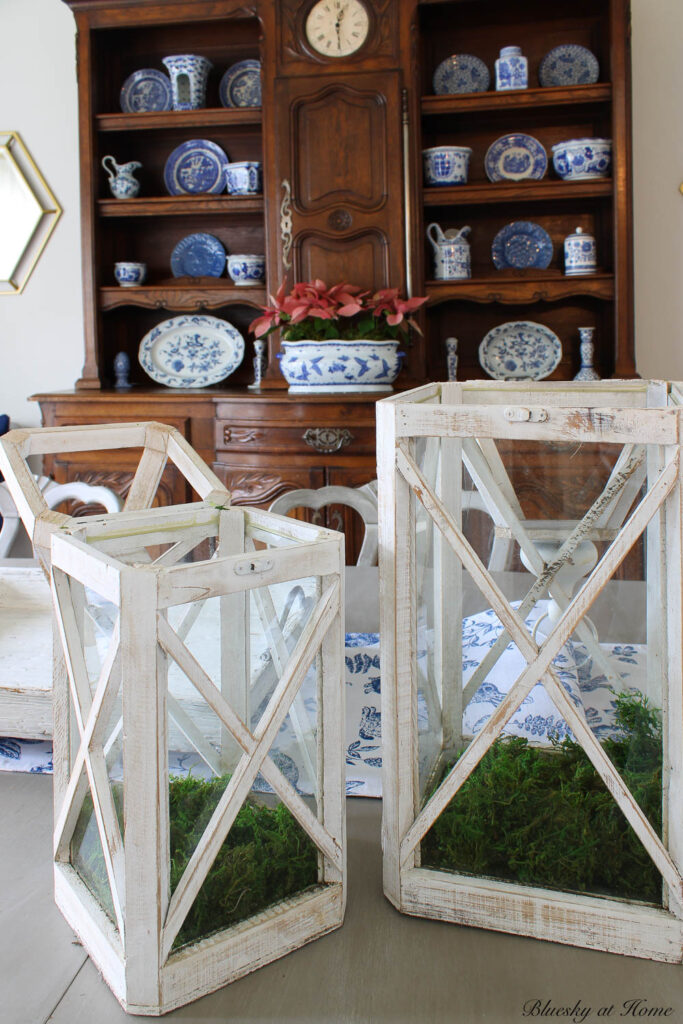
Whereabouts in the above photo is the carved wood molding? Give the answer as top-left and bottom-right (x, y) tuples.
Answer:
(222, 426), (265, 446)
(69, 469), (174, 508)
(225, 472), (307, 505)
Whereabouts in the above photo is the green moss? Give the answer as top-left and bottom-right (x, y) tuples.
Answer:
(421, 691), (663, 903)
(71, 774), (319, 950)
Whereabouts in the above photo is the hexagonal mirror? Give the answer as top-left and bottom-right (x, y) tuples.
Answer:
(0, 132), (62, 295)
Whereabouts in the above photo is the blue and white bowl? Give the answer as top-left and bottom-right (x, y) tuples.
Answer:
(227, 254), (265, 286)
(225, 161), (262, 195)
(551, 138), (612, 181)
(114, 261), (146, 287)
(423, 146), (472, 186)
(279, 339), (403, 393)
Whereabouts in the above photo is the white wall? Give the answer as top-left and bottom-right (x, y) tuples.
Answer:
(0, 0), (681, 430)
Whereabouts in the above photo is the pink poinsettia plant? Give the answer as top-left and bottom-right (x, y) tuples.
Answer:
(249, 279), (427, 343)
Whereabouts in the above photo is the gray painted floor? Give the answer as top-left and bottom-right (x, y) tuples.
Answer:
(2, 772), (682, 1024)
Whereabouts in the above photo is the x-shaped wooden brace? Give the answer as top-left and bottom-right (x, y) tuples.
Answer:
(395, 441), (683, 905)
(156, 577), (342, 962)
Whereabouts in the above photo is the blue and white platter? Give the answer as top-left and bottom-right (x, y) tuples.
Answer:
(170, 233), (226, 277)
(433, 54), (490, 95)
(539, 44), (600, 88)
(163, 139), (229, 196)
(491, 221), (553, 270)
(219, 59), (262, 108)
(138, 314), (245, 388)
(485, 133), (547, 182)
(479, 321), (562, 380)
(120, 68), (172, 113)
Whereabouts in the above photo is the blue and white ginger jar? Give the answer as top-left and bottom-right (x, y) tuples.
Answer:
(495, 46), (528, 91)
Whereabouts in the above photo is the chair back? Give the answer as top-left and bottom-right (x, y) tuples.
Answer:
(269, 483), (378, 566)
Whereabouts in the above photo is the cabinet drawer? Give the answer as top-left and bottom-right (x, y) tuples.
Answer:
(215, 422), (375, 456)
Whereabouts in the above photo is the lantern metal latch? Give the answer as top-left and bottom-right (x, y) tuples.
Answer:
(503, 406), (549, 423)
(234, 557), (274, 576)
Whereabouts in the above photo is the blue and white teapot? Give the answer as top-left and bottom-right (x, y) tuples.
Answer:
(427, 222), (471, 280)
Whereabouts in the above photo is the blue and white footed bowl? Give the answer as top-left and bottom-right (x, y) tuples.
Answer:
(227, 253), (265, 286)
(161, 54), (212, 110)
(423, 146), (472, 186)
(279, 339), (404, 393)
(114, 261), (146, 287)
(225, 160), (262, 195)
(552, 138), (612, 181)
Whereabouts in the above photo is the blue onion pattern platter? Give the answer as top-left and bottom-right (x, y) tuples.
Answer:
(491, 221), (554, 270)
(170, 233), (226, 277)
(120, 69), (172, 113)
(433, 54), (490, 95)
(539, 45), (600, 88)
(138, 315), (245, 387)
(484, 133), (547, 182)
(479, 321), (562, 380)
(219, 59), (262, 108)
(163, 139), (230, 195)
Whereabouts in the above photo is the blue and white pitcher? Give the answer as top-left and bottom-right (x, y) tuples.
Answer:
(102, 155), (141, 199)
(427, 222), (471, 280)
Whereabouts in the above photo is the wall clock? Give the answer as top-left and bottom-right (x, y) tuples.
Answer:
(304, 0), (371, 58)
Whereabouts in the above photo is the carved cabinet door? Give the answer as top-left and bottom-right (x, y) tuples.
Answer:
(274, 71), (405, 292)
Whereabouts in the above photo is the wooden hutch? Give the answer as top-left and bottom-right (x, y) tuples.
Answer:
(36, 0), (635, 522)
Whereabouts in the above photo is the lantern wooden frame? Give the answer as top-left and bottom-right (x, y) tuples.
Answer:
(377, 380), (683, 963)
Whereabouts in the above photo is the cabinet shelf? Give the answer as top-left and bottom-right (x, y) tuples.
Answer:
(421, 84), (612, 117)
(423, 179), (612, 207)
(97, 107), (262, 132)
(98, 195), (265, 217)
(426, 272), (615, 305)
(100, 282), (267, 311)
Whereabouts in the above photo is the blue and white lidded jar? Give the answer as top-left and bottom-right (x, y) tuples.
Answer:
(495, 47), (528, 91)
(563, 226), (597, 276)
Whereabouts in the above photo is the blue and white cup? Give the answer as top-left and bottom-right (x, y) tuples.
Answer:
(495, 46), (528, 90)
(227, 254), (265, 286)
(114, 261), (147, 287)
(225, 161), (262, 195)
(422, 146), (472, 187)
(564, 227), (597, 276)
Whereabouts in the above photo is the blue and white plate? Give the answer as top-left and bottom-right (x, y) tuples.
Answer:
(138, 315), (245, 388)
(219, 59), (262, 108)
(484, 133), (547, 182)
(120, 69), (172, 113)
(170, 233), (226, 277)
(539, 45), (600, 88)
(491, 221), (553, 270)
(163, 139), (229, 196)
(479, 321), (562, 380)
(433, 54), (490, 95)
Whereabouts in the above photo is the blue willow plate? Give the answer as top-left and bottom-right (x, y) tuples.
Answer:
(120, 68), (172, 113)
(138, 315), (245, 388)
(163, 139), (230, 196)
(491, 221), (553, 270)
(433, 54), (490, 95)
(219, 59), (262, 108)
(479, 321), (562, 380)
(170, 233), (226, 277)
(539, 45), (600, 88)
(484, 133), (547, 182)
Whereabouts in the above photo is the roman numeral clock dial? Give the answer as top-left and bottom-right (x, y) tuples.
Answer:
(304, 0), (371, 58)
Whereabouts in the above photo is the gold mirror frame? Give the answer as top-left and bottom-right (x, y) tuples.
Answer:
(0, 132), (62, 295)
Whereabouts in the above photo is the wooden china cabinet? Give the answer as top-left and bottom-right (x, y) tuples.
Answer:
(35, 0), (635, 532)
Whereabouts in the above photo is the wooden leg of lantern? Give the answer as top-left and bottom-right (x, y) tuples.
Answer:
(437, 436), (463, 757)
(320, 561), (345, 887)
(664, 442), (683, 915)
(218, 509), (248, 772)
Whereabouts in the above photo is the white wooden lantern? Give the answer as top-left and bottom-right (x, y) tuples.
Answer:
(0, 424), (346, 1014)
(378, 380), (683, 963)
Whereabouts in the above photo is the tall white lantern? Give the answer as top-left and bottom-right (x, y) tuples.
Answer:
(377, 380), (683, 962)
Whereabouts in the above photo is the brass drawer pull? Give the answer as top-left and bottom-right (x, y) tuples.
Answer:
(303, 428), (354, 453)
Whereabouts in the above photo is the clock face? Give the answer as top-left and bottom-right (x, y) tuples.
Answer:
(305, 0), (370, 58)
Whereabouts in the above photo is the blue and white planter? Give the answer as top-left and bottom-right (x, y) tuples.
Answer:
(279, 339), (404, 393)
(161, 54), (212, 110)
(422, 146), (472, 187)
(552, 138), (612, 181)
(227, 253), (265, 286)
(225, 161), (262, 195)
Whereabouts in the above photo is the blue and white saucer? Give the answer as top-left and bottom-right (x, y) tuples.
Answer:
(219, 60), (262, 108)
(539, 45), (600, 88)
(138, 315), (245, 388)
(491, 221), (553, 270)
(479, 321), (562, 380)
(120, 69), (172, 113)
(163, 139), (230, 195)
(484, 133), (547, 182)
(170, 233), (226, 277)
(433, 54), (490, 95)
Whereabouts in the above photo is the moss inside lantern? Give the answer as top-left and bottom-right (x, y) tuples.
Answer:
(421, 691), (663, 904)
(72, 774), (319, 948)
